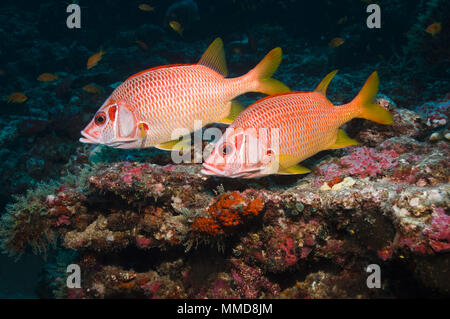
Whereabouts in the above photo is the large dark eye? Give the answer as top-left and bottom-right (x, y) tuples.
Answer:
(219, 143), (234, 156)
(94, 112), (106, 126)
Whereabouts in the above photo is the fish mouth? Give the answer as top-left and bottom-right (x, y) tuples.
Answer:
(79, 131), (100, 144)
(201, 163), (226, 176)
(201, 163), (262, 179)
(79, 131), (139, 148)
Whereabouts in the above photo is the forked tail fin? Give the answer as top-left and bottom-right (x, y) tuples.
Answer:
(248, 47), (290, 95)
(351, 72), (393, 124)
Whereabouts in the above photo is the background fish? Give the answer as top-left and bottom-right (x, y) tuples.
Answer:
(37, 73), (58, 82)
(202, 71), (393, 178)
(165, 0), (199, 34)
(80, 38), (290, 149)
(86, 50), (105, 70)
(7, 92), (28, 103)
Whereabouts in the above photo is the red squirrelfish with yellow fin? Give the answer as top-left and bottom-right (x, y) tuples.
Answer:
(202, 70), (393, 178)
(80, 38), (289, 149)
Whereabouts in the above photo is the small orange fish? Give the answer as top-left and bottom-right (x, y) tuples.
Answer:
(37, 73), (59, 82)
(83, 84), (103, 94)
(7, 92), (28, 103)
(138, 4), (154, 12)
(0, 69), (6, 76)
(329, 37), (345, 48)
(425, 22), (441, 36)
(87, 50), (105, 70)
(135, 40), (149, 51)
(169, 21), (184, 36)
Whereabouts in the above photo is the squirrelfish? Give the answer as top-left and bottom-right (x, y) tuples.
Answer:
(202, 71), (393, 178)
(80, 38), (289, 149)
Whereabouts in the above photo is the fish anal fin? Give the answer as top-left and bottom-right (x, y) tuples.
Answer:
(328, 129), (358, 149)
(198, 38), (228, 77)
(314, 70), (338, 96)
(277, 164), (311, 175)
(155, 138), (191, 151)
(216, 100), (244, 124)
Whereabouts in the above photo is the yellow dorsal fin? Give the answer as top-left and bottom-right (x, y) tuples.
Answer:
(216, 100), (244, 124)
(314, 69), (338, 96)
(198, 38), (228, 77)
(277, 164), (311, 175)
(328, 129), (358, 149)
(155, 137), (191, 151)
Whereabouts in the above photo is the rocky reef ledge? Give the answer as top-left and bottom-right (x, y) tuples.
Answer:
(0, 100), (449, 298)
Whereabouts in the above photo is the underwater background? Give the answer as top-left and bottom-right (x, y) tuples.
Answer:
(0, 0), (449, 298)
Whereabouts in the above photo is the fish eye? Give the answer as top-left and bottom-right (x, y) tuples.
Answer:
(94, 112), (106, 126)
(219, 143), (234, 156)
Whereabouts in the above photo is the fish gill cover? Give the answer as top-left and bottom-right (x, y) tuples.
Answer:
(0, 0), (448, 299)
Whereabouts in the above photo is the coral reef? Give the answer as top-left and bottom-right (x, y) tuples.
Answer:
(1, 124), (448, 297)
(1, 0), (449, 299)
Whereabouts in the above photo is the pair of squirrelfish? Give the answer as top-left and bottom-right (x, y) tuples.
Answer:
(80, 38), (393, 178)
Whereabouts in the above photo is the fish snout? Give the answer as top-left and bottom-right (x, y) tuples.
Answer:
(200, 162), (227, 177)
(79, 130), (100, 144)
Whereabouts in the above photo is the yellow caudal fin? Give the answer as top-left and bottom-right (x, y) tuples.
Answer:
(198, 38), (228, 77)
(217, 100), (244, 124)
(328, 129), (359, 149)
(352, 72), (393, 125)
(251, 47), (290, 95)
(315, 70), (338, 96)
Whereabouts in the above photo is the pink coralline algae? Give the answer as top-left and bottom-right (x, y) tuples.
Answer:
(121, 163), (144, 184)
(423, 208), (450, 252)
(135, 235), (152, 249)
(55, 215), (71, 227)
(280, 237), (297, 266)
(398, 237), (427, 255)
(230, 259), (280, 298)
(316, 146), (400, 180)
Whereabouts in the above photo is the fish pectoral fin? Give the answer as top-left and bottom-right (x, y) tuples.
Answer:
(328, 129), (359, 149)
(314, 70), (338, 96)
(277, 164), (311, 175)
(216, 100), (244, 124)
(155, 138), (191, 151)
(198, 38), (228, 77)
